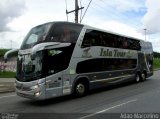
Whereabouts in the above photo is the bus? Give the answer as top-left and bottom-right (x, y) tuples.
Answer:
(8, 22), (153, 100)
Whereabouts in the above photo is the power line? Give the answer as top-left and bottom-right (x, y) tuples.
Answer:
(65, 0), (142, 29)
(80, 0), (93, 23)
(90, 1), (141, 28)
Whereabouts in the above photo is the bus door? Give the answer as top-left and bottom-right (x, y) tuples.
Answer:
(45, 72), (63, 98)
(44, 48), (65, 98)
(62, 74), (71, 95)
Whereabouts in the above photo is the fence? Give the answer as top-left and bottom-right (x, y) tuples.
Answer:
(0, 57), (17, 72)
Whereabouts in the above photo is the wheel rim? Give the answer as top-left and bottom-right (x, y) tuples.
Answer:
(76, 83), (85, 94)
(142, 73), (146, 81)
(136, 74), (140, 82)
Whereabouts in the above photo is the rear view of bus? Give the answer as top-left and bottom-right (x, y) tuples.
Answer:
(15, 22), (83, 100)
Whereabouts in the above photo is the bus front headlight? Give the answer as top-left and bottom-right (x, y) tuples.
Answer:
(35, 92), (40, 97)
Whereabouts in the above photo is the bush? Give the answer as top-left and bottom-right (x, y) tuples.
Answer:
(153, 58), (160, 69)
(0, 49), (10, 57)
(0, 71), (16, 78)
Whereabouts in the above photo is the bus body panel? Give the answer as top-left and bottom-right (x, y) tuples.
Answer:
(14, 22), (153, 100)
(45, 72), (63, 99)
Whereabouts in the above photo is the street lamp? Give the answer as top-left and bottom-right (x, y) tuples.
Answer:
(10, 40), (12, 49)
(144, 29), (147, 41)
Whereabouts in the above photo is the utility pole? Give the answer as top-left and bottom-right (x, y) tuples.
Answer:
(66, 0), (84, 23)
(10, 40), (12, 49)
(75, 0), (79, 23)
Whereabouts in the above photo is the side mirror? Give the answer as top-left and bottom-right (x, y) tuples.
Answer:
(4, 49), (19, 63)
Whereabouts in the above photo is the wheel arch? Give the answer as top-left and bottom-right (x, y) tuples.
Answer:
(142, 70), (147, 77)
(71, 76), (90, 94)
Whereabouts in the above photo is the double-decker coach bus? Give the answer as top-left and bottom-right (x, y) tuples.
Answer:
(9, 22), (153, 100)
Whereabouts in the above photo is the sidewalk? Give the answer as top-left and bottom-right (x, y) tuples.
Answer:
(0, 78), (15, 93)
(154, 68), (160, 71)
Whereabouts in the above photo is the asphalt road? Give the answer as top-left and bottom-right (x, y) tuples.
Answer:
(0, 71), (160, 119)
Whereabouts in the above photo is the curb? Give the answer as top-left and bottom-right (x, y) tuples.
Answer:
(154, 69), (160, 71)
(0, 82), (15, 93)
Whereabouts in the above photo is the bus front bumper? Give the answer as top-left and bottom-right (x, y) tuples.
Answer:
(16, 83), (46, 100)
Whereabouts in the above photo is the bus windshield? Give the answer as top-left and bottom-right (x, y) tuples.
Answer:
(16, 51), (43, 82)
(20, 22), (83, 50)
(46, 23), (83, 43)
(21, 23), (53, 50)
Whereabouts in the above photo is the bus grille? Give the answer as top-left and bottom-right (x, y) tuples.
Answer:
(16, 86), (31, 91)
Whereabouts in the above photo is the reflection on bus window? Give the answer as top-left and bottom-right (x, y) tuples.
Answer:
(76, 58), (137, 73)
(21, 23), (52, 49)
(82, 29), (141, 51)
(48, 23), (82, 43)
(43, 44), (75, 76)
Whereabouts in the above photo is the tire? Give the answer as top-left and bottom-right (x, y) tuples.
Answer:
(74, 81), (88, 97)
(135, 73), (141, 83)
(141, 72), (146, 81)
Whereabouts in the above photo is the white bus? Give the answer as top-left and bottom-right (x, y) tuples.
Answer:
(8, 22), (153, 100)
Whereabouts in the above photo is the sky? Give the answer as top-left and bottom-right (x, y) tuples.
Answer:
(0, 0), (160, 52)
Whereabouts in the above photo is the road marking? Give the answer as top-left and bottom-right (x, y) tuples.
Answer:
(0, 94), (16, 99)
(79, 99), (137, 119)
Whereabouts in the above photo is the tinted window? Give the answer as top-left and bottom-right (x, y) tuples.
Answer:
(82, 29), (141, 50)
(48, 23), (83, 43)
(76, 58), (137, 73)
(81, 30), (101, 48)
(20, 23), (83, 50)
(43, 44), (75, 76)
(128, 38), (141, 50)
(21, 23), (53, 49)
(16, 51), (44, 82)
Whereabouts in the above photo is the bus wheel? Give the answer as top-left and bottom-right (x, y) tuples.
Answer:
(141, 72), (146, 81)
(135, 73), (141, 83)
(74, 81), (88, 97)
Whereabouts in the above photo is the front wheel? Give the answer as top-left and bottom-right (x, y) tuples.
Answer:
(135, 73), (141, 83)
(74, 81), (88, 97)
(141, 73), (146, 81)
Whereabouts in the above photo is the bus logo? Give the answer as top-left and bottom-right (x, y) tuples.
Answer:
(82, 47), (92, 58)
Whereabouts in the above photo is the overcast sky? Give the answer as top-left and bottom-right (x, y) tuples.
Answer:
(0, 0), (160, 52)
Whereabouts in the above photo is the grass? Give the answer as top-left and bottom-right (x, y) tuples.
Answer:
(0, 71), (16, 78)
(153, 58), (160, 70)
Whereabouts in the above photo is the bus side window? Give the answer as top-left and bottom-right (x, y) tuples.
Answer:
(123, 40), (128, 49)
(105, 33), (116, 48)
(81, 34), (92, 48)
(81, 30), (94, 48)
(99, 34), (106, 46)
